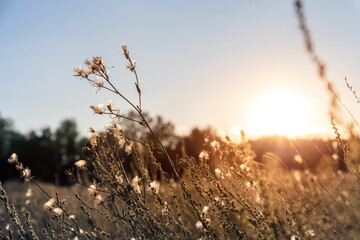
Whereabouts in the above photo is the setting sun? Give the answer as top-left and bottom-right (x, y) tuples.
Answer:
(246, 88), (317, 137)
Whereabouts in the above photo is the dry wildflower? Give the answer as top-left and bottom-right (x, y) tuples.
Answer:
(88, 184), (98, 197)
(90, 104), (105, 114)
(83, 66), (92, 77)
(8, 153), (18, 164)
(124, 144), (132, 155)
(5, 224), (10, 231)
(202, 206), (210, 215)
(43, 198), (56, 211)
(116, 175), (124, 184)
(118, 138), (126, 148)
(25, 188), (33, 197)
(204, 134), (210, 143)
(210, 140), (220, 150)
(199, 150), (209, 161)
(94, 194), (105, 206)
(306, 229), (315, 236)
(90, 130), (100, 147)
(25, 199), (30, 205)
(107, 100), (113, 109)
(74, 160), (86, 170)
(240, 164), (250, 172)
(22, 168), (31, 182)
(127, 59), (137, 72)
(195, 221), (203, 230)
(85, 56), (103, 72)
(290, 234), (299, 240)
(214, 168), (221, 179)
(74, 65), (82, 76)
(122, 44), (128, 53)
(69, 215), (76, 220)
(332, 153), (339, 160)
(93, 76), (104, 92)
(52, 208), (63, 217)
(161, 202), (169, 215)
(132, 176), (141, 193)
(149, 181), (160, 194)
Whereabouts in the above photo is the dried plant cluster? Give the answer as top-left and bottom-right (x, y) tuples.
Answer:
(1, 1), (360, 239)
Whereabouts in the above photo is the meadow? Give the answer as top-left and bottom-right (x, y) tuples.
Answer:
(1, 1), (360, 239)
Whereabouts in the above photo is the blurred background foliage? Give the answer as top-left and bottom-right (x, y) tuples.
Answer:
(0, 112), (346, 185)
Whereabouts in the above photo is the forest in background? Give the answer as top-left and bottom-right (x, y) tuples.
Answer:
(0, 112), (345, 185)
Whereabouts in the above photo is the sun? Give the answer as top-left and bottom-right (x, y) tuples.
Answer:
(245, 88), (316, 137)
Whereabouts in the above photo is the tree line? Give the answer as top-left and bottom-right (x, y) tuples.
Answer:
(0, 112), (343, 185)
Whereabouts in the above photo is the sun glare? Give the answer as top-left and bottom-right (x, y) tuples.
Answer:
(245, 88), (317, 137)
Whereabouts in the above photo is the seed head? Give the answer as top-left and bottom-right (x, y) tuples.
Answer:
(22, 168), (31, 182)
(90, 104), (105, 114)
(196, 221), (203, 230)
(75, 160), (86, 170)
(8, 153), (18, 164)
(43, 198), (56, 211)
(52, 207), (63, 216)
(88, 184), (98, 197)
(199, 150), (209, 161)
(124, 144), (132, 155)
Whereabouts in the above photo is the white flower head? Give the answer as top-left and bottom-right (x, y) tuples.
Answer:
(107, 100), (113, 108)
(306, 229), (315, 236)
(202, 206), (210, 215)
(116, 175), (124, 184)
(127, 60), (137, 72)
(94, 194), (105, 206)
(132, 176), (141, 193)
(8, 153), (18, 164)
(74, 65), (82, 76)
(69, 215), (76, 220)
(116, 137), (124, 148)
(93, 76), (104, 92)
(22, 168), (31, 181)
(195, 221), (203, 230)
(240, 164), (250, 172)
(214, 168), (221, 179)
(43, 198), (56, 211)
(161, 202), (169, 215)
(124, 144), (132, 155)
(149, 181), (160, 194)
(88, 184), (98, 197)
(90, 104), (105, 114)
(89, 131), (100, 148)
(83, 66), (92, 77)
(52, 207), (63, 217)
(75, 160), (86, 170)
(210, 140), (220, 150)
(199, 150), (209, 161)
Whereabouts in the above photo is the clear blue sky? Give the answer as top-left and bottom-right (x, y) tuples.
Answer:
(1, 0), (360, 139)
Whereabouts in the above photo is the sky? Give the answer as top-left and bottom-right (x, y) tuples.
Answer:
(1, 0), (360, 139)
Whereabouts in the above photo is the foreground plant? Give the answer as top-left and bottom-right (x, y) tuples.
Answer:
(2, 1), (360, 239)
